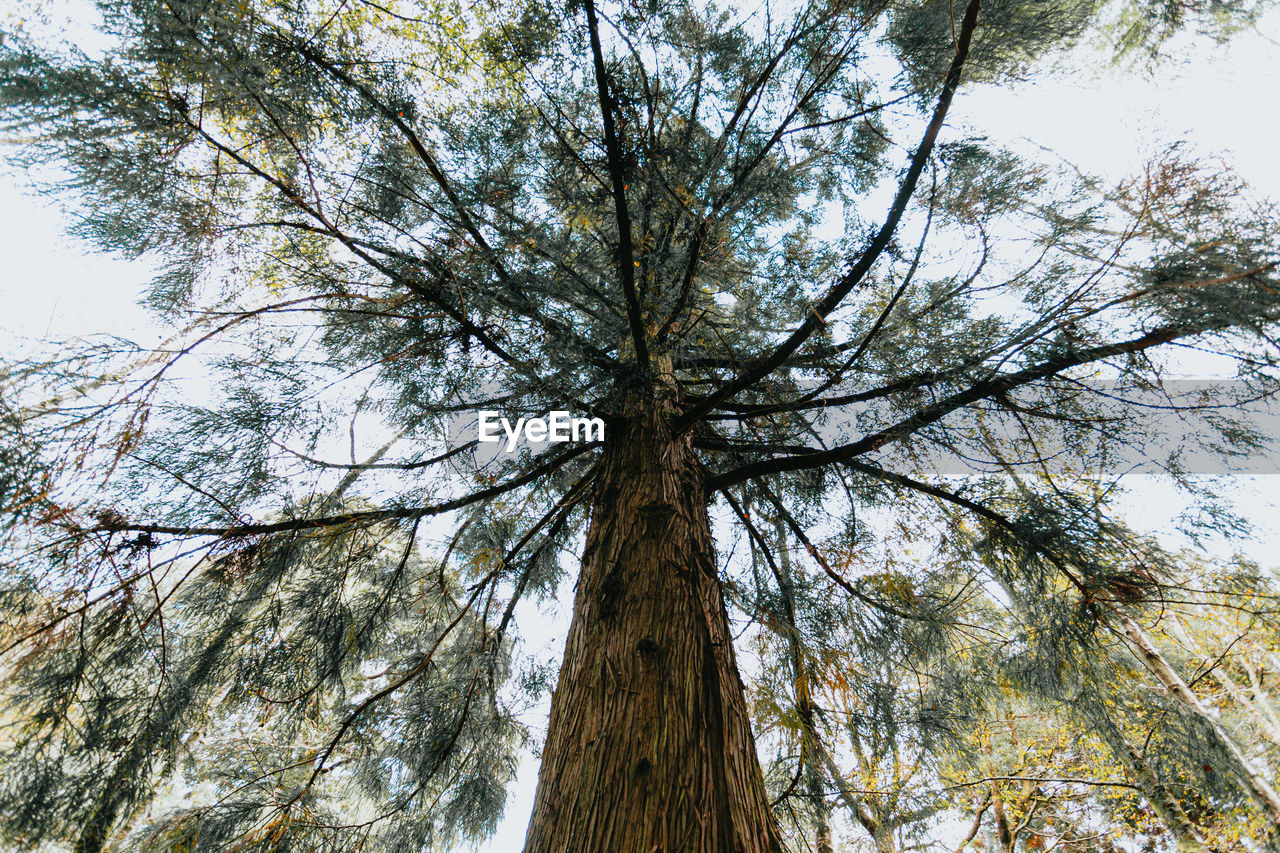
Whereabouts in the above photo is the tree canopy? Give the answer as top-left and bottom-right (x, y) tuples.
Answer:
(2, 0), (1280, 849)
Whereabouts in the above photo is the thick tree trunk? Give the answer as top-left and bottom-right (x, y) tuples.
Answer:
(522, 402), (783, 853)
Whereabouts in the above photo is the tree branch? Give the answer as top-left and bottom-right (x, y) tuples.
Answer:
(88, 441), (600, 539)
(286, 37), (619, 372)
(708, 323), (1182, 489)
(676, 0), (982, 429)
(583, 0), (649, 371)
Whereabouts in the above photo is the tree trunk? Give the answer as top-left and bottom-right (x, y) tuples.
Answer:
(770, 518), (834, 853)
(1084, 701), (1213, 853)
(1170, 614), (1280, 749)
(1119, 614), (1280, 830)
(990, 791), (1013, 853)
(522, 401), (784, 853)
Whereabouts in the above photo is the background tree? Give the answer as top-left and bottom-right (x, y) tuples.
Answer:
(1, 0), (1279, 850)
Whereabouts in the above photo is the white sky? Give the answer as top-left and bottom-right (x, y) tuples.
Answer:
(964, 22), (1280, 200)
(1, 6), (1279, 850)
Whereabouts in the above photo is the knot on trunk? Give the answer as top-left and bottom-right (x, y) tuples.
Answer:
(639, 501), (677, 527)
(599, 560), (625, 620)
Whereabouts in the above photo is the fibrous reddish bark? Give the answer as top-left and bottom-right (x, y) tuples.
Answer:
(523, 398), (783, 853)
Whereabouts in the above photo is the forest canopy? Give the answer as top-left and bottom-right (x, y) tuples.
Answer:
(2, 0), (1280, 850)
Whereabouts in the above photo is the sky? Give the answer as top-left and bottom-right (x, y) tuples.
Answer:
(1, 4), (1279, 849)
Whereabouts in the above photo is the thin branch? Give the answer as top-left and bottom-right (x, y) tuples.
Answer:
(655, 219), (708, 343)
(944, 775), (1141, 792)
(709, 322), (1183, 489)
(88, 441), (600, 538)
(286, 38), (618, 373)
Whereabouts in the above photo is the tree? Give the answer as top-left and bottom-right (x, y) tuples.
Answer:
(1, 0), (1279, 849)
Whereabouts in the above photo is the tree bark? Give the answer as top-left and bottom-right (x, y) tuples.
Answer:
(1170, 614), (1280, 749)
(522, 401), (784, 853)
(1084, 697), (1213, 853)
(1120, 614), (1280, 830)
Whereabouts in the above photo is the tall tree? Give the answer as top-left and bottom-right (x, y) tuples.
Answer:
(1, 0), (1278, 850)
